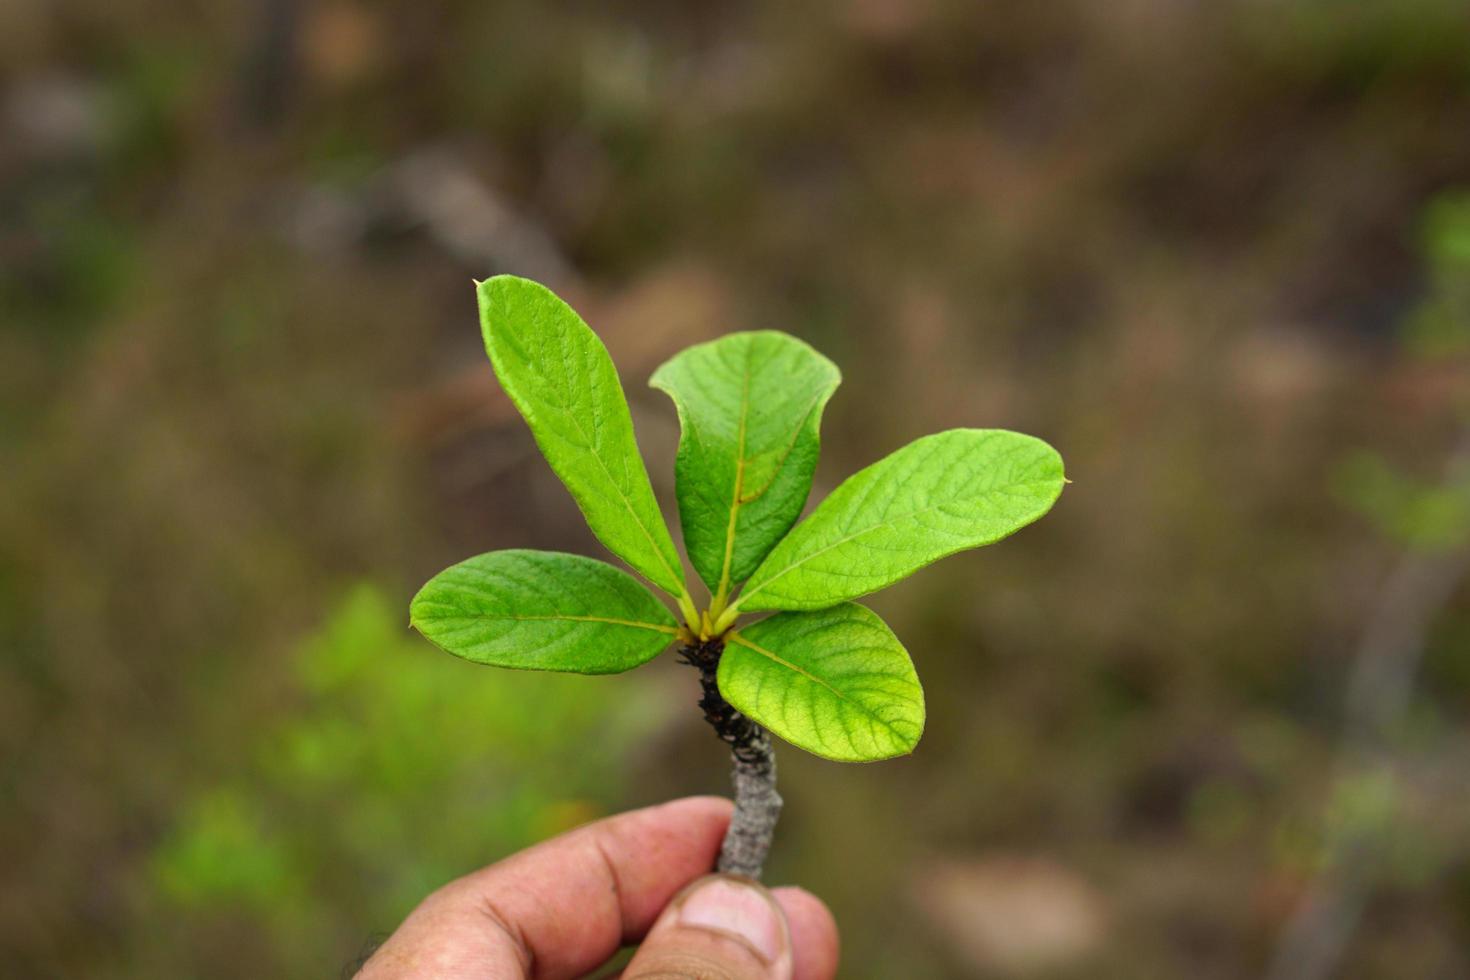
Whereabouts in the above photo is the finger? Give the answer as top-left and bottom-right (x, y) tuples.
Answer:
(622, 874), (793, 980)
(772, 887), (840, 980)
(585, 889), (838, 980)
(358, 796), (733, 980)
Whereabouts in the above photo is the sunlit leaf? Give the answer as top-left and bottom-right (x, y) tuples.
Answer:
(650, 331), (839, 598)
(411, 550), (676, 673)
(733, 429), (1064, 612)
(719, 603), (923, 761)
(478, 276), (688, 599)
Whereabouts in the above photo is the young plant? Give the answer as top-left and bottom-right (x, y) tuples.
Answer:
(410, 276), (1066, 877)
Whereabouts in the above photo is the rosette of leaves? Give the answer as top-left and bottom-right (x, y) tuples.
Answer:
(411, 276), (1066, 871)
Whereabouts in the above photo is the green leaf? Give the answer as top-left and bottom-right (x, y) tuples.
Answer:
(730, 429), (1064, 613)
(410, 549), (677, 674)
(478, 276), (688, 601)
(720, 603), (923, 761)
(650, 331), (840, 600)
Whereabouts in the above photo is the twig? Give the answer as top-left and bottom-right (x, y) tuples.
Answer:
(387, 148), (577, 290)
(678, 638), (783, 879)
(1264, 430), (1470, 980)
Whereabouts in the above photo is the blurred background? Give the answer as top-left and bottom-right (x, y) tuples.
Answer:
(4, 1), (1470, 977)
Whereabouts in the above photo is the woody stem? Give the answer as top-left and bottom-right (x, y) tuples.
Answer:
(678, 638), (782, 879)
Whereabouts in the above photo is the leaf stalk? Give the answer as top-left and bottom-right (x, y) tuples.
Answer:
(675, 591), (702, 635)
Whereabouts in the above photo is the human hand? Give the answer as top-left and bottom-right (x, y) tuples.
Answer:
(356, 796), (839, 980)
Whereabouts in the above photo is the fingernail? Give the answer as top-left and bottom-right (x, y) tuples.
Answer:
(677, 876), (788, 963)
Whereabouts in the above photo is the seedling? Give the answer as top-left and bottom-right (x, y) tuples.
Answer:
(410, 276), (1066, 876)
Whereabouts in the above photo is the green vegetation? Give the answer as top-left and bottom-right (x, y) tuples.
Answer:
(151, 586), (666, 975)
(1336, 191), (1470, 553)
(412, 277), (1065, 762)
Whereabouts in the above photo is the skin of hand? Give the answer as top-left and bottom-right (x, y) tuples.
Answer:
(356, 796), (839, 980)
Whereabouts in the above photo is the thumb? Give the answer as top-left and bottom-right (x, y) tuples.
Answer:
(623, 874), (793, 980)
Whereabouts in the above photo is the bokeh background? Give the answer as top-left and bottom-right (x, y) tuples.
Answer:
(4, 1), (1470, 977)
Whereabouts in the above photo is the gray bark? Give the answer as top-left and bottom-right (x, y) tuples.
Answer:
(679, 638), (783, 879)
